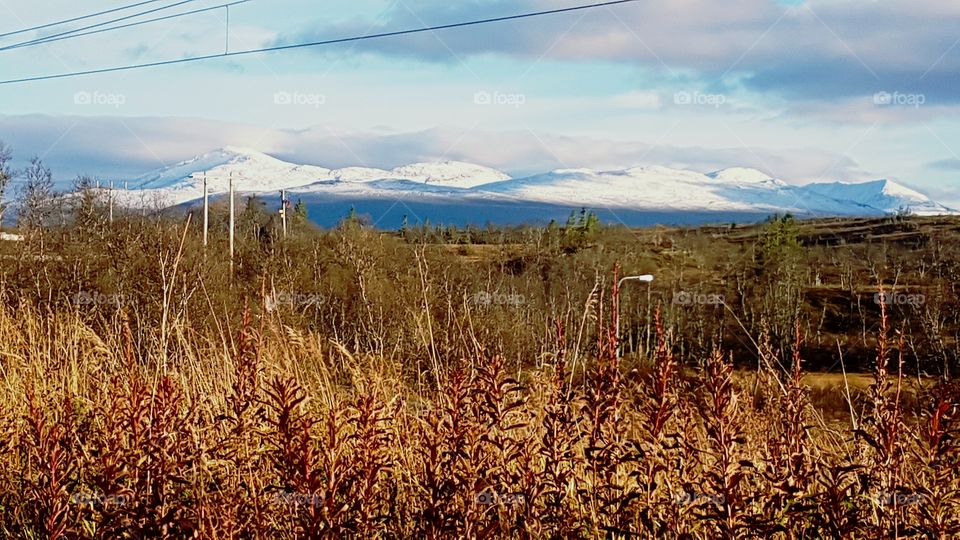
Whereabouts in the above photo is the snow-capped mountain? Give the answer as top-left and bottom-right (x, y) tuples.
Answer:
(707, 167), (783, 185)
(111, 147), (957, 227)
(134, 146), (332, 191)
(121, 148), (511, 207)
(330, 161), (508, 186)
(392, 161), (510, 187)
(477, 166), (855, 217)
(799, 179), (953, 216)
(121, 147), (332, 207)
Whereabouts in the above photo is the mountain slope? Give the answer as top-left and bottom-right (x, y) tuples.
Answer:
(123, 147), (332, 207)
(799, 179), (954, 216)
(113, 147), (956, 225)
(392, 161), (510, 187)
(472, 166), (880, 216)
(123, 148), (512, 206)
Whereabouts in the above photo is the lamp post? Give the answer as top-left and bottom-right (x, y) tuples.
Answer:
(616, 274), (654, 358)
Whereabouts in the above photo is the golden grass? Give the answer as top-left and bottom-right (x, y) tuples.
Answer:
(0, 290), (957, 539)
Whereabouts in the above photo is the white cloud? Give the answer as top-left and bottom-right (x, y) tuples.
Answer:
(278, 0), (960, 104)
(612, 91), (662, 110)
(0, 114), (871, 186)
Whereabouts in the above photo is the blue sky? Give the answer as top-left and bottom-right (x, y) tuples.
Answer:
(0, 0), (958, 207)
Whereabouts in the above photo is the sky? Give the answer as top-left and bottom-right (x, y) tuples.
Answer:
(0, 0), (958, 208)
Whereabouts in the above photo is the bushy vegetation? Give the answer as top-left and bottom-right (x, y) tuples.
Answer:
(0, 157), (958, 537)
(3, 182), (957, 374)
(0, 277), (958, 538)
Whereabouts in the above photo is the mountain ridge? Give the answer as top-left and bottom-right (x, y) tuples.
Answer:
(115, 147), (957, 226)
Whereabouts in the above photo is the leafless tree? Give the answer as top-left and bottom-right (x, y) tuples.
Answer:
(18, 155), (55, 231)
(0, 142), (11, 225)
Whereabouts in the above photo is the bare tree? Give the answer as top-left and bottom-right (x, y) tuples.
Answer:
(72, 174), (103, 231)
(0, 142), (11, 225)
(18, 156), (54, 231)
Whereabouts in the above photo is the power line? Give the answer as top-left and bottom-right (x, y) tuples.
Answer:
(3, 0), (251, 52)
(0, 0), (168, 40)
(0, 0), (641, 85)
(2, 0), (205, 52)
(1, 0), (204, 52)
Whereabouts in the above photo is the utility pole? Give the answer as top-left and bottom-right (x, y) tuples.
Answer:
(203, 173), (209, 247)
(108, 179), (114, 224)
(224, 5), (230, 54)
(229, 173), (234, 275)
(280, 189), (287, 239)
(615, 274), (655, 359)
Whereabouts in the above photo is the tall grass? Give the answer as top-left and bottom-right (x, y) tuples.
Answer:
(0, 273), (958, 539)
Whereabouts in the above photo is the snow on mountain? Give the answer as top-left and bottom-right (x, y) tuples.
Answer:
(392, 161), (510, 187)
(120, 147), (332, 207)
(134, 146), (331, 190)
(111, 147), (957, 225)
(799, 179), (954, 216)
(331, 167), (398, 182)
(327, 161), (509, 186)
(708, 167), (782, 186)
(119, 148), (513, 207)
(473, 166), (864, 216)
(476, 167), (717, 208)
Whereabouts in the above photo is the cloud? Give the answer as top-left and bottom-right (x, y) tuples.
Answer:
(928, 158), (960, 171)
(0, 114), (871, 187)
(922, 184), (960, 211)
(783, 95), (957, 125)
(612, 91), (662, 109)
(273, 0), (960, 104)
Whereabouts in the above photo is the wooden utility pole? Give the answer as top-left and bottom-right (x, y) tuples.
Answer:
(203, 173), (209, 247)
(280, 189), (287, 239)
(224, 5), (230, 53)
(229, 173), (235, 275)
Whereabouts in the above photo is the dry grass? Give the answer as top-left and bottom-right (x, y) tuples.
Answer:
(0, 274), (958, 539)
(0, 209), (957, 537)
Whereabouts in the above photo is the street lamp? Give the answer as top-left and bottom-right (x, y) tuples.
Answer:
(616, 274), (654, 359)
